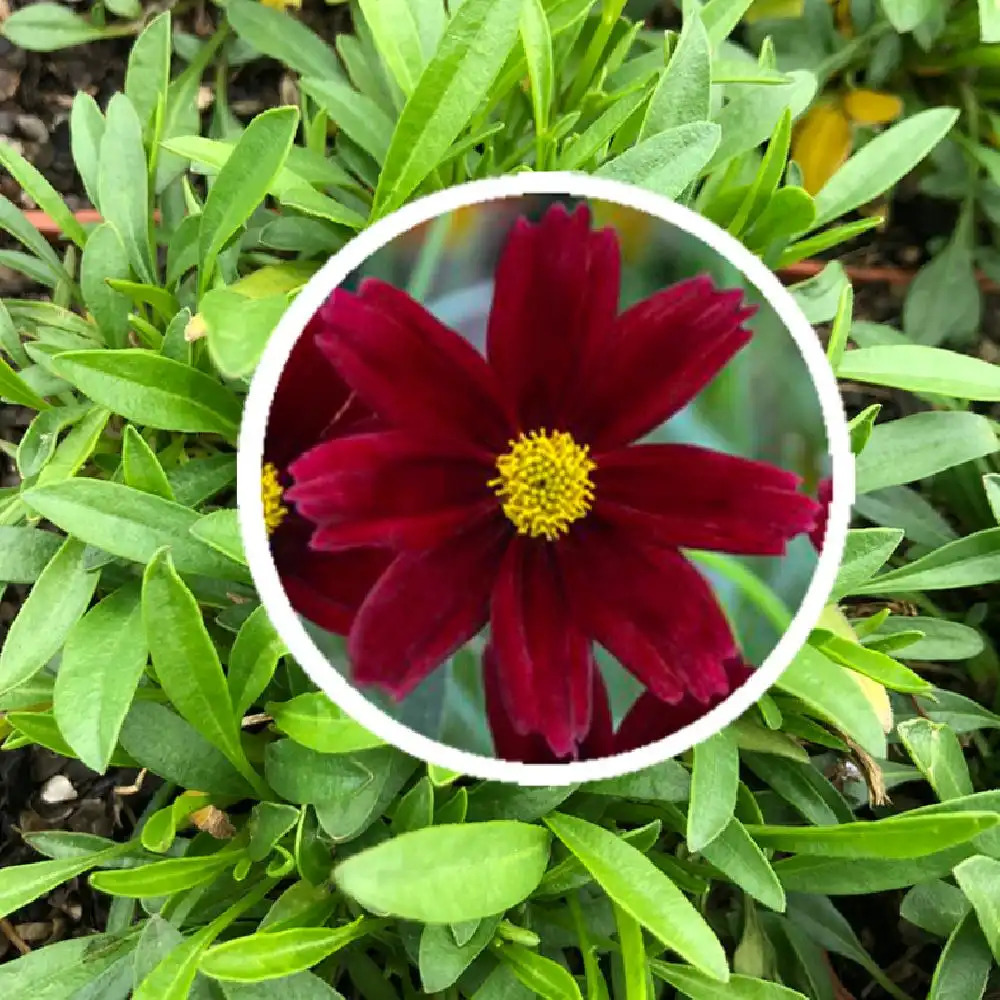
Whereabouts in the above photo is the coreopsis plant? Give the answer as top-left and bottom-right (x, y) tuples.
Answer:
(0, 2), (998, 999)
(283, 203), (819, 757)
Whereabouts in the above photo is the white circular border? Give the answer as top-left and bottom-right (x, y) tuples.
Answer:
(238, 172), (855, 786)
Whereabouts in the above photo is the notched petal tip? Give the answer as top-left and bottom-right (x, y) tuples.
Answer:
(315, 285), (361, 324)
(612, 655), (752, 753)
(583, 275), (758, 449)
(562, 528), (738, 707)
(536, 199), (588, 228)
(487, 201), (623, 430)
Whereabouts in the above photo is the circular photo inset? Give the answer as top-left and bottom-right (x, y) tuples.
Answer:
(239, 174), (852, 784)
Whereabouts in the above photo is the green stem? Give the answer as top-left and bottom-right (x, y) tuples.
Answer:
(193, 874), (277, 935)
(906, 592), (947, 619)
(535, 128), (548, 171)
(869, 964), (917, 1000)
(568, 892), (611, 1000)
(564, 0), (626, 109)
(498, 135), (540, 172)
(960, 82), (981, 147)
(689, 551), (793, 633)
(162, 848), (259, 927)
(235, 757), (272, 801)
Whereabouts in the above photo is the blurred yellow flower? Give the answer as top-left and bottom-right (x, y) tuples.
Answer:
(445, 204), (481, 246)
(402, 204), (483, 253)
(260, 0), (302, 9)
(841, 88), (904, 125)
(591, 200), (654, 262)
(792, 89), (903, 194)
(792, 101), (853, 195)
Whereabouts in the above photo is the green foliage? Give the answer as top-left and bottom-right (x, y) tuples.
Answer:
(0, 2), (999, 999)
(751, 0), (1000, 354)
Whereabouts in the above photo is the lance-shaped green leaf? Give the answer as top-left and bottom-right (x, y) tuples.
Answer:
(50, 349), (241, 437)
(545, 812), (729, 982)
(0, 538), (98, 695)
(142, 548), (265, 794)
(198, 107), (300, 295)
(53, 583), (147, 773)
(373, 0), (523, 216)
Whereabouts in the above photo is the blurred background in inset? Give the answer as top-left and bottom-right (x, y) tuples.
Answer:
(297, 195), (831, 756)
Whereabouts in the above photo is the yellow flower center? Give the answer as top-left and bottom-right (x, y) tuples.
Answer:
(261, 462), (288, 535)
(488, 430), (596, 541)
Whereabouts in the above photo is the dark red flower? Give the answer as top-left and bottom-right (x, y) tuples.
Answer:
(287, 203), (820, 757)
(486, 653), (754, 763)
(809, 477), (833, 552)
(482, 642), (615, 763)
(613, 657), (755, 755)
(263, 313), (389, 635)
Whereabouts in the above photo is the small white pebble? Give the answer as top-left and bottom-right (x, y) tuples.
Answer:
(40, 775), (77, 805)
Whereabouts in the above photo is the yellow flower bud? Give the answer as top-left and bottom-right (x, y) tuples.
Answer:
(842, 88), (904, 126)
(791, 102), (853, 195)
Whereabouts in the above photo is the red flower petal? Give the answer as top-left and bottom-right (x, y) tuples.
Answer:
(561, 522), (737, 705)
(580, 671), (616, 760)
(809, 477), (833, 551)
(489, 537), (593, 757)
(314, 279), (512, 451)
(347, 516), (508, 698)
(287, 430), (496, 550)
(484, 642), (614, 763)
(486, 203), (621, 431)
(265, 315), (374, 470)
(483, 643), (559, 764)
(580, 276), (755, 451)
(313, 505), (498, 553)
(271, 514), (390, 634)
(613, 657), (754, 753)
(594, 443), (820, 556)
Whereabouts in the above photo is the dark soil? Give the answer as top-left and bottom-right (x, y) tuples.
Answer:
(0, 750), (155, 961)
(0, 2), (132, 207)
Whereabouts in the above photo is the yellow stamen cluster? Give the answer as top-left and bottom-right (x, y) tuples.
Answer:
(261, 462), (288, 535)
(489, 430), (596, 541)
